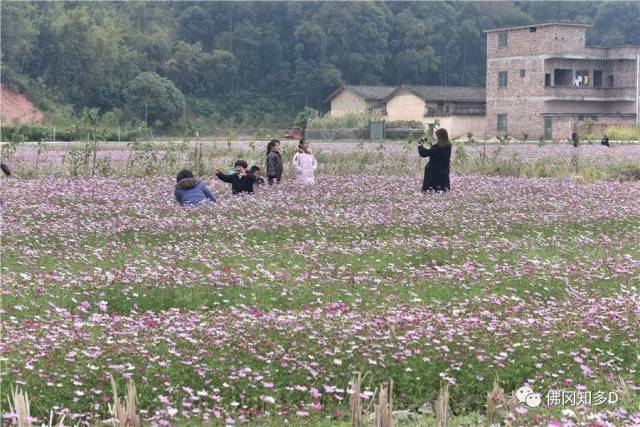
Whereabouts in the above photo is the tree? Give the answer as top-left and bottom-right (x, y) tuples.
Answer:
(178, 6), (213, 46)
(0, 2), (39, 87)
(592, 2), (640, 45)
(5, 1), (640, 126)
(125, 72), (185, 127)
(164, 41), (238, 96)
(290, 57), (342, 111)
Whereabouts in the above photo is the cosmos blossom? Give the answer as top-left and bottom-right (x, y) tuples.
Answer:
(1, 147), (639, 425)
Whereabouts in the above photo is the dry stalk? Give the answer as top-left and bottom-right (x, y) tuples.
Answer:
(485, 378), (505, 427)
(349, 372), (364, 427)
(8, 386), (32, 427)
(47, 409), (68, 427)
(108, 378), (140, 427)
(435, 383), (449, 427)
(374, 380), (393, 427)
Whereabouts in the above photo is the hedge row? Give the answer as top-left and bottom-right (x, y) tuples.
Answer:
(0, 126), (144, 143)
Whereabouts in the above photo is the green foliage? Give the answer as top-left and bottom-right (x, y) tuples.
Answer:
(164, 41), (238, 97)
(2, 2), (639, 130)
(178, 6), (213, 45)
(0, 125), (144, 143)
(293, 107), (319, 128)
(125, 72), (185, 128)
(307, 113), (380, 130)
(607, 126), (640, 141)
(386, 120), (425, 130)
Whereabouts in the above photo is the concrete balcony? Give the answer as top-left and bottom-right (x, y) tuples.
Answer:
(544, 86), (636, 101)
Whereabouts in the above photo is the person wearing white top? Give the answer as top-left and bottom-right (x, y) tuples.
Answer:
(292, 138), (318, 184)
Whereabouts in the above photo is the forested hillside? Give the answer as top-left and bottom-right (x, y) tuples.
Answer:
(2, 1), (639, 130)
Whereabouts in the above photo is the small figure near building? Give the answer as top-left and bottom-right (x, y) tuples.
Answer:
(600, 134), (610, 147)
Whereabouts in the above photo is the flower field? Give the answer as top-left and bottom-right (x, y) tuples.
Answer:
(1, 142), (640, 426)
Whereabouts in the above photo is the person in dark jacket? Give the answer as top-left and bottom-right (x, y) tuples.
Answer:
(266, 139), (283, 185)
(174, 169), (215, 205)
(1, 163), (11, 177)
(600, 134), (610, 147)
(418, 128), (452, 192)
(249, 165), (265, 185)
(571, 131), (579, 148)
(215, 160), (257, 194)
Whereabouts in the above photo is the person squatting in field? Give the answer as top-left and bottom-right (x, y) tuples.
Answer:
(418, 128), (452, 192)
(174, 169), (216, 205)
(292, 138), (317, 185)
(249, 165), (265, 185)
(215, 160), (257, 194)
(266, 139), (283, 185)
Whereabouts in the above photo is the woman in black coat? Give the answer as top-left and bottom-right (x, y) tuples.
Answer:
(418, 128), (452, 192)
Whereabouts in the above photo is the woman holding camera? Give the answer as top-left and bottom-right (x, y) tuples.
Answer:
(418, 128), (452, 192)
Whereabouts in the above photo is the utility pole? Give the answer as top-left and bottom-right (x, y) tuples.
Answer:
(636, 53), (640, 127)
(145, 103), (148, 126)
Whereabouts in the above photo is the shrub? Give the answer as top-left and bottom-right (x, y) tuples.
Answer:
(307, 112), (379, 130)
(294, 107), (319, 128)
(385, 120), (425, 130)
(125, 72), (185, 128)
(0, 125), (144, 142)
(607, 126), (640, 141)
(615, 164), (640, 181)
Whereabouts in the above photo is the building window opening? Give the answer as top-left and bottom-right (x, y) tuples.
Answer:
(593, 70), (603, 88)
(497, 114), (508, 134)
(529, 27), (537, 33)
(607, 75), (614, 87)
(574, 70), (590, 87)
(498, 71), (508, 88)
(520, 69), (526, 78)
(498, 32), (508, 48)
(553, 69), (573, 86)
(545, 73), (551, 86)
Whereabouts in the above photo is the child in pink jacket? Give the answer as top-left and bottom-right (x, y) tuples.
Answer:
(292, 138), (317, 184)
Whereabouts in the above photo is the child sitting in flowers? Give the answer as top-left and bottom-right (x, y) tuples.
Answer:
(215, 160), (257, 194)
(174, 169), (216, 205)
(249, 165), (265, 186)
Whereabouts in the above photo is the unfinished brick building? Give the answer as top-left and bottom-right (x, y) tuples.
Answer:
(485, 23), (640, 140)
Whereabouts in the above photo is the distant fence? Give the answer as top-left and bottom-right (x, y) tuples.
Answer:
(305, 127), (425, 141)
(305, 128), (369, 141)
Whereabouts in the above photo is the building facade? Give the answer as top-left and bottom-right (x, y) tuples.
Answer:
(326, 85), (486, 139)
(384, 86), (486, 138)
(325, 86), (396, 117)
(485, 23), (640, 140)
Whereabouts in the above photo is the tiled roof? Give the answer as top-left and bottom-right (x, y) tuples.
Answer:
(388, 85), (486, 102)
(484, 22), (591, 33)
(325, 85), (397, 103)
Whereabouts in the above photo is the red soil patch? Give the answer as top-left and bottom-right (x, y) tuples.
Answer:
(0, 85), (43, 125)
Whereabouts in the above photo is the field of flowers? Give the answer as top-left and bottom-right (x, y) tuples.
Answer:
(1, 142), (640, 426)
(4, 140), (640, 181)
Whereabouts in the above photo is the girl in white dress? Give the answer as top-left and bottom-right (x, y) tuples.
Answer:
(292, 138), (317, 184)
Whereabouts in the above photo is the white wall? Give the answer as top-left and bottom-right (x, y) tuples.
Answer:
(431, 116), (487, 139)
(330, 90), (367, 117)
(385, 90), (426, 121)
